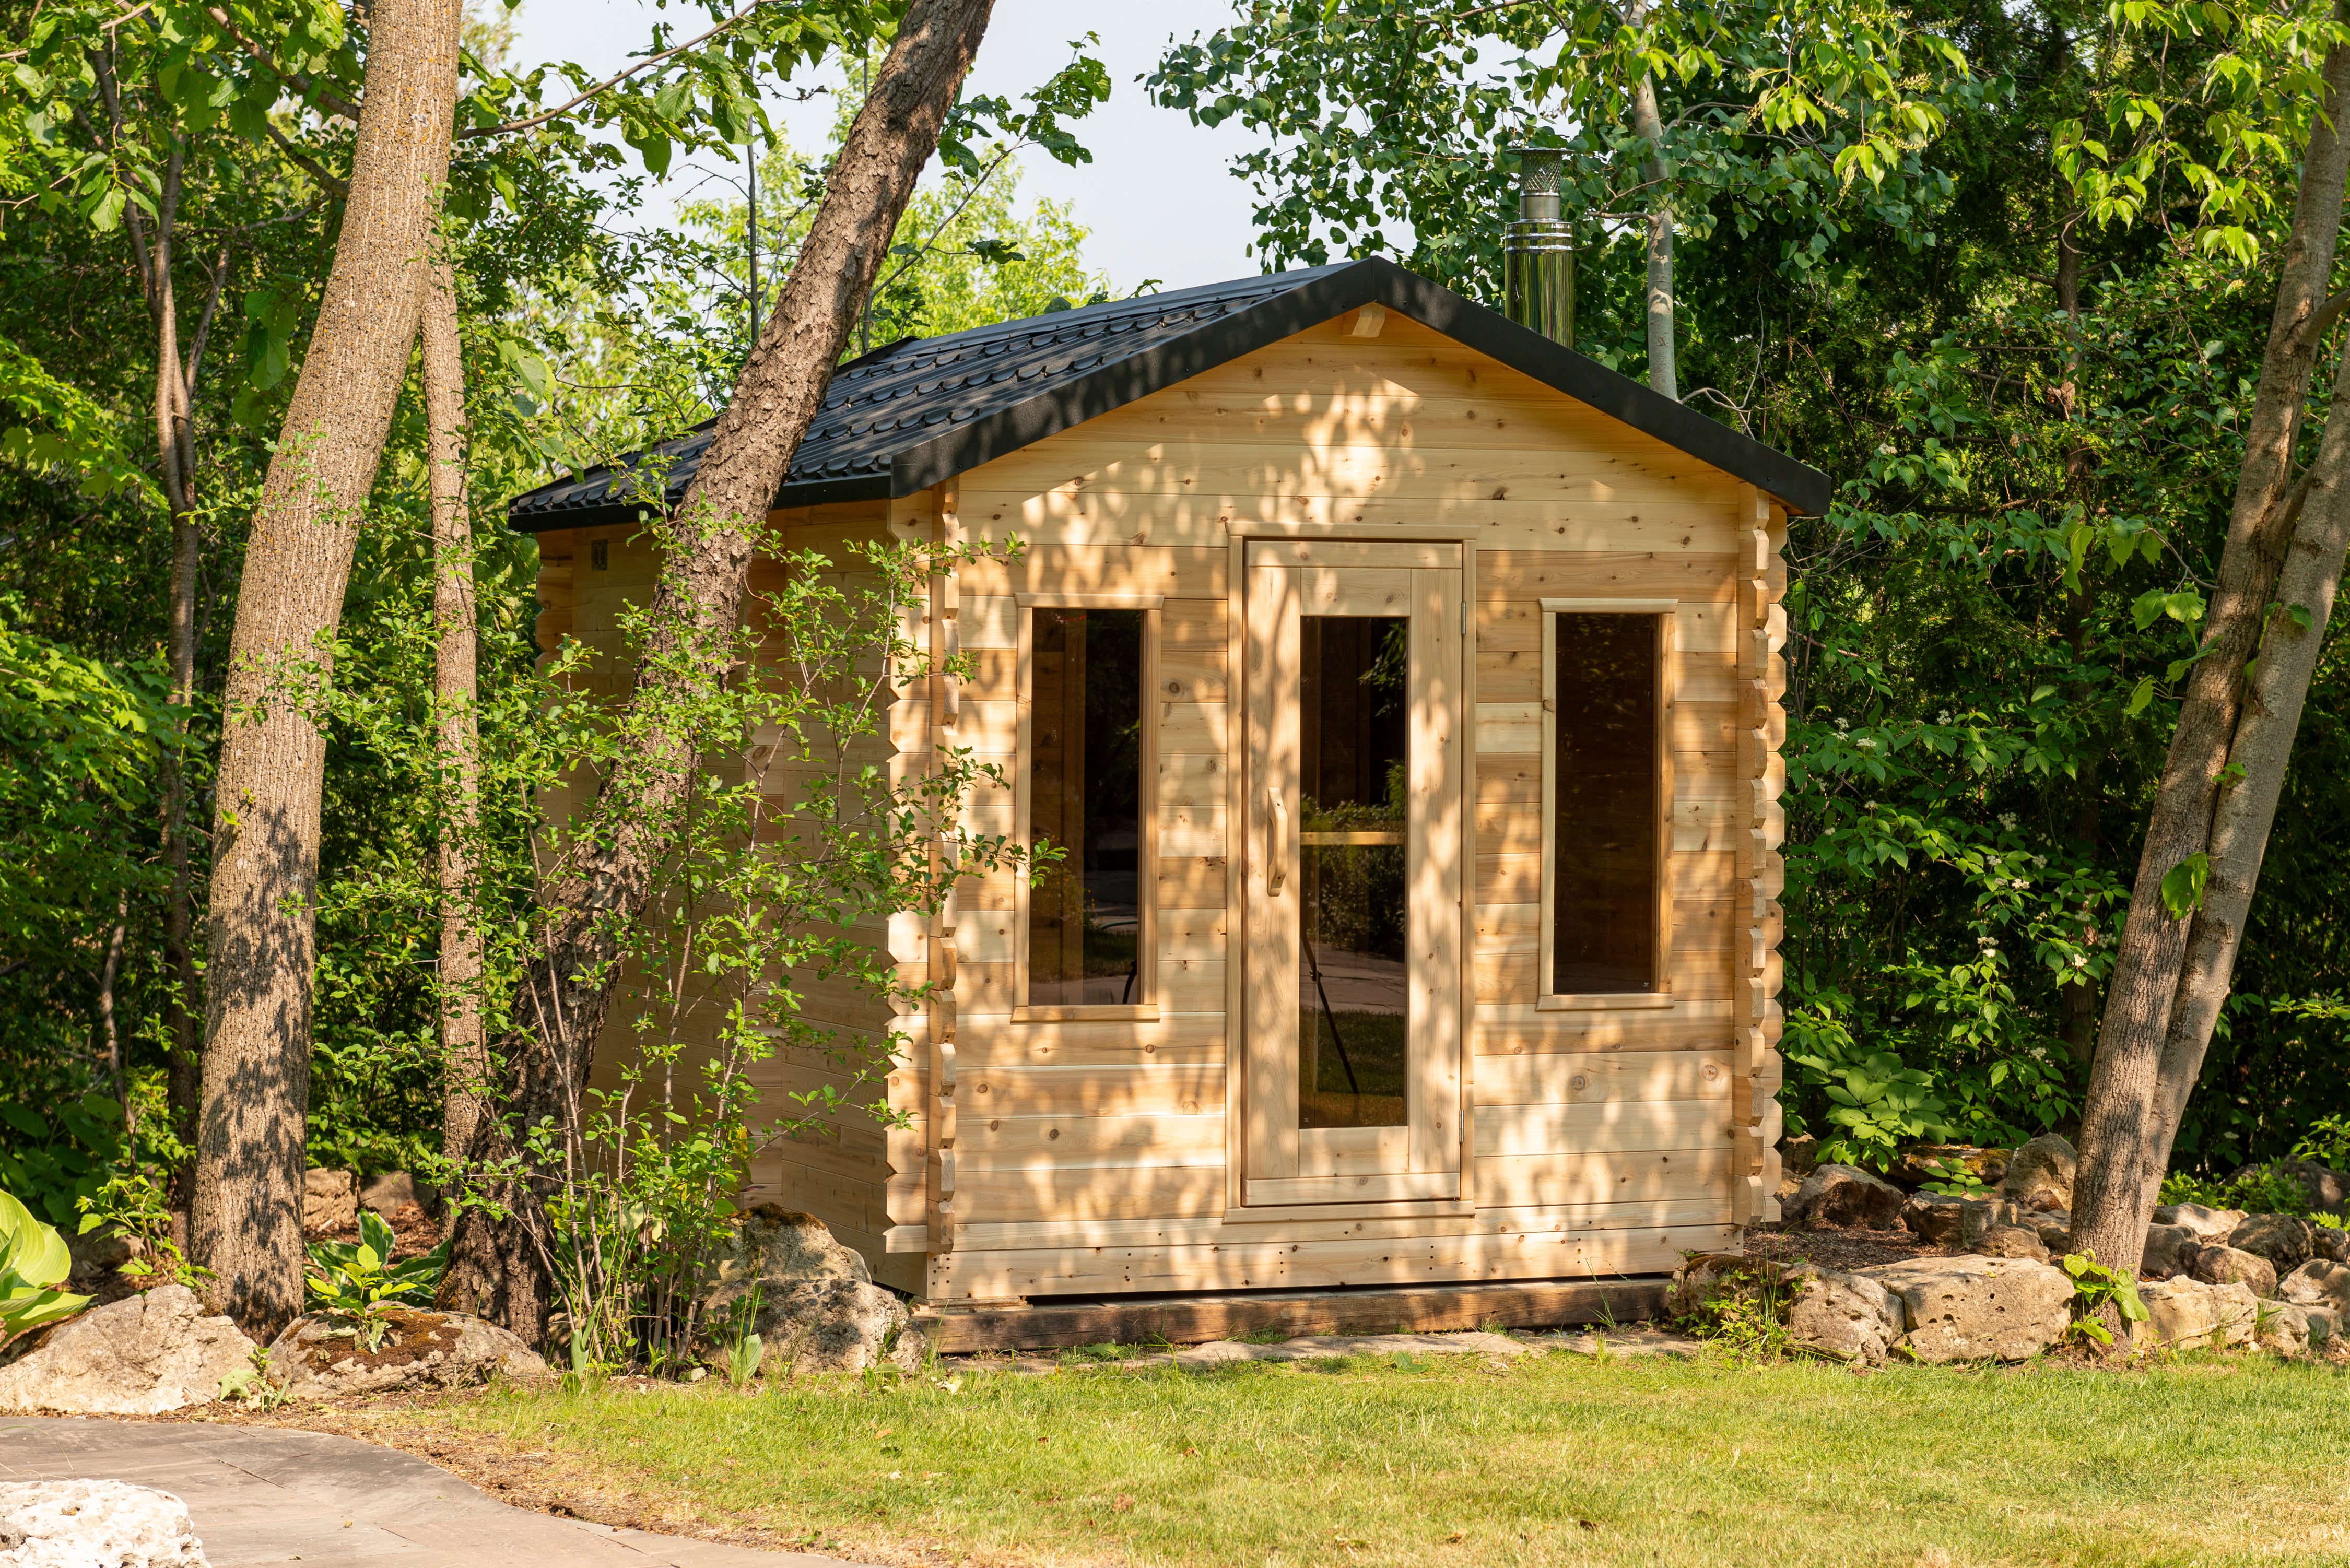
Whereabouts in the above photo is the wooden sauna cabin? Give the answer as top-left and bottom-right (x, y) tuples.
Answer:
(507, 255), (1831, 1333)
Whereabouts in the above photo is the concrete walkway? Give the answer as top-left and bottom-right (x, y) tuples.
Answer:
(0, 1418), (873, 1568)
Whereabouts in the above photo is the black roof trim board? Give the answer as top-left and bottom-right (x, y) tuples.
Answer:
(507, 257), (1832, 534)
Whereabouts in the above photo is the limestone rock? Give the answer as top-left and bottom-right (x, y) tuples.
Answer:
(2140, 1223), (2201, 1280)
(1785, 1268), (1902, 1364)
(2135, 1276), (2258, 1352)
(1890, 1144), (2010, 1192)
(755, 1279), (925, 1375)
(0, 1286), (252, 1416)
(0, 1479), (205, 1567)
(2259, 1301), (2312, 1357)
(301, 1168), (357, 1235)
(2152, 1203), (2245, 1245)
(1900, 1192), (1994, 1245)
(358, 1171), (433, 1215)
(1779, 1133), (1822, 1178)
(2229, 1212), (2314, 1272)
(1996, 1134), (2077, 1213)
(2312, 1225), (2350, 1265)
(2277, 1258), (2350, 1316)
(265, 1308), (548, 1398)
(2191, 1245), (2278, 1299)
(1789, 1164), (1906, 1230)
(1861, 1255), (2074, 1362)
(2301, 1303), (2341, 1347)
(2030, 1211), (2074, 1252)
(701, 1206), (921, 1375)
(1971, 1225), (2050, 1263)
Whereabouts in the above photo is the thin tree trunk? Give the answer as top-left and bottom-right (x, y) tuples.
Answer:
(2135, 327), (2350, 1210)
(440, 0), (996, 1342)
(2069, 40), (2350, 1272)
(1625, 0), (1675, 399)
(191, 0), (463, 1337)
(421, 255), (490, 1244)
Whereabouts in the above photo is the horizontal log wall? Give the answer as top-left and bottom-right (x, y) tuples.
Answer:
(917, 310), (1773, 1300)
(534, 308), (1791, 1305)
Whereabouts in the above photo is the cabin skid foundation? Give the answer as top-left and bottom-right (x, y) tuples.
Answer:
(913, 1276), (1671, 1353)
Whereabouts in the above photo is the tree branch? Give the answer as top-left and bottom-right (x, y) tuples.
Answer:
(203, 6), (363, 121)
(456, 0), (773, 140)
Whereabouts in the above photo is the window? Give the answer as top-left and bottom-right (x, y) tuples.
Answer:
(1020, 600), (1158, 1018)
(1541, 603), (1672, 1003)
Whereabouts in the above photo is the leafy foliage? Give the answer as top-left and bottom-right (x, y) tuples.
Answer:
(0, 1187), (90, 1343)
(306, 1209), (451, 1350)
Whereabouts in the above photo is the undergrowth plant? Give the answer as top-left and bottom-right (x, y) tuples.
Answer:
(330, 500), (1037, 1372)
(0, 1186), (88, 1343)
(305, 1208), (450, 1350)
(2061, 1251), (2148, 1349)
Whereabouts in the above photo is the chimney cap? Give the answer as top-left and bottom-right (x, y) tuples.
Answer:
(1509, 145), (1566, 198)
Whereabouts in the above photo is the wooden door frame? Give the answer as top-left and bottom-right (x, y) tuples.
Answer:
(1222, 526), (1478, 1218)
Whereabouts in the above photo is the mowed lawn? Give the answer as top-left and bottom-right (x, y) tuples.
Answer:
(389, 1348), (2350, 1567)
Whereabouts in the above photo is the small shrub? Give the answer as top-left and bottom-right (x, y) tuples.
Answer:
(1674, 1258), (1801, 1358)
(2061, 1251), (2148, 1348)
(2160, 1169), (2312, 1216)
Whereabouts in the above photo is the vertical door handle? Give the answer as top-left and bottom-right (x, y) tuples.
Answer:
(1267, 788), (1289, 896)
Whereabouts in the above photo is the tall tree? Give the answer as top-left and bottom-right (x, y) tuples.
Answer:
(439, 0), (998, 1338)
(420, 254), (488, 1210)
(2070, 26), (2350, 1270)
(191, 0), (464, 1333)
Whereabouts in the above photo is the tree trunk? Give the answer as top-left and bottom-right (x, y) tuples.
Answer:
(439, 0), (996, 1342)
(190, 0), (463, 1337)
(2136, 327), (2350, 1209)
(421, 255), (491, 1248)
(1625, 0), (1675, 399)
(2068, 41), (2350, 1272)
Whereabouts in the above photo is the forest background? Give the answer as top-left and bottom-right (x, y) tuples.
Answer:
(2, 0), (2346, 1247)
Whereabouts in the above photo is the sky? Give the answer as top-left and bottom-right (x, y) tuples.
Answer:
(506, 0), (1273, 294)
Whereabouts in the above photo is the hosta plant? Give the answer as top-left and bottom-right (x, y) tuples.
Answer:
(306, 1209), (450, 1351)
(1, 1186), (90, 1343)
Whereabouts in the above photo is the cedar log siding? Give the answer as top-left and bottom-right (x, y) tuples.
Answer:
(532, 307), (1788, 1302)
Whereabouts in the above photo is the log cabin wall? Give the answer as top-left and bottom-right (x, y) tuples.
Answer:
(921, 307), (1785, 1303)
(537, 503), (933, 1294)
(528, 302), (1793, 1305)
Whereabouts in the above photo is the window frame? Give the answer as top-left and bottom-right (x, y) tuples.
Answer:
(1536, 598), (1676, 1011)
(1013, 591), (1164, 1024)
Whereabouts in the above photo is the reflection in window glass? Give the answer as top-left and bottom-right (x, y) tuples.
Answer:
(1553, 614), (1660, 993)
(1297, 616), (1409, 1128)
(1027, 608), (1145, 1007)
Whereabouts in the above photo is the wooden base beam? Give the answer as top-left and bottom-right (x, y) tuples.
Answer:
(913, 1276), (1671, 1354)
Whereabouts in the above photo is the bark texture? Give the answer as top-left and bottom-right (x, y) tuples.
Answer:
(2069, 41), (2350, 1271)
(421, 256), (489, 1228)
(191, 0), (463, 1336)
(438, 0), (997, 1341)
(1625, 0), (1676, 399)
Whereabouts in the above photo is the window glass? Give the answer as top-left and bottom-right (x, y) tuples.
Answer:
(1027, 608), (1146, 1006)
(1552, 614), (1660, 993)
(1297, 616), (1409, 1128)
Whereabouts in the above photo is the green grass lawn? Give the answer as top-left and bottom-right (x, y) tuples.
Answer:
(399, 1348), (2350, 1567)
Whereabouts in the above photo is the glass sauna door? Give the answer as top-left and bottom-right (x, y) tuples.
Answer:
(1241, 540), (1465, 1205)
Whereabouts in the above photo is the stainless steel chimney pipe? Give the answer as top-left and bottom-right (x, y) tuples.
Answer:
(1503, 147), (1575, 349)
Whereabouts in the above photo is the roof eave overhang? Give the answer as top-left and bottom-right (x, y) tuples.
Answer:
(887, 256), (1835, 517)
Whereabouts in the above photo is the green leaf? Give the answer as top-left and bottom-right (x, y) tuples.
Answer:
(2124, 677), (2156, 717)
(0, 1188), (72, 1289)
(2160, 852), (2209, 920)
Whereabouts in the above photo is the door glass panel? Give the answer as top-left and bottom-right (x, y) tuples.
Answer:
(1297, 616), (1409, 1129)
(1028, 607), (1145, 1006)
(1552, 612), (1660, 993)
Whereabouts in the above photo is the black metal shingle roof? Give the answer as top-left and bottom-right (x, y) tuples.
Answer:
(507, 258), (1832, 529)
